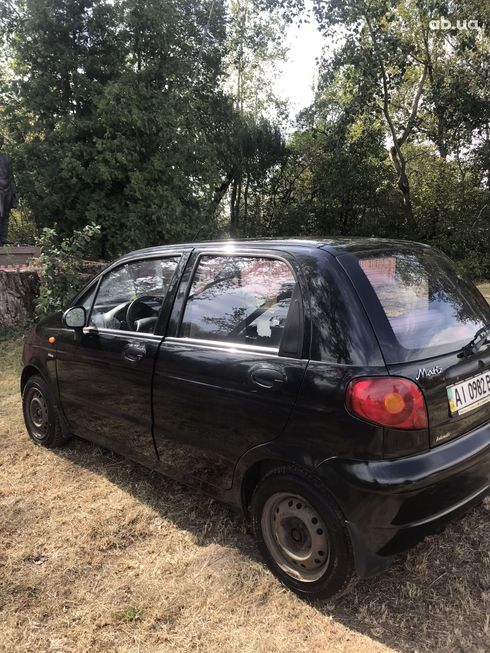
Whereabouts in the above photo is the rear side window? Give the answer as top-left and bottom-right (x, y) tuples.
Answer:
(180, 255), (298, 349)
(354, 249), (489, 362)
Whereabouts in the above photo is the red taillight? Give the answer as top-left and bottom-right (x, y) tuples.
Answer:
(345, 377), (428, 430)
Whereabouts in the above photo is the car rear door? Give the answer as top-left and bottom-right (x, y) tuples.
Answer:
(152, 248), (309, 491)
(340, 246), (490, 450)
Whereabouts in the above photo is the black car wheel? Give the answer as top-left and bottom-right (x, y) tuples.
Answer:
(250, 467), (355, 600)
(22, 375), (71, 448)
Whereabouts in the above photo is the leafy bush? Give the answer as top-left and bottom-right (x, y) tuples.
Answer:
(7, 209), (39, 245)
(33, 224), (101, 317)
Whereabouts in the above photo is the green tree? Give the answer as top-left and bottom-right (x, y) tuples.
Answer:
(212, 0), (288, 236)
(225, 0), (288, 118)
(1, 0), (229, 257)
(259, 0), (489, 273)
(252, 84), (396, 239)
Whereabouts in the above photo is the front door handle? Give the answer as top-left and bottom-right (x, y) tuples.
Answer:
(122, 343), (145, 363)
(250, 366), (286, 389)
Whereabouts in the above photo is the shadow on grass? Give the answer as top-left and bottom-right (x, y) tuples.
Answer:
(54, 436), (489, 653)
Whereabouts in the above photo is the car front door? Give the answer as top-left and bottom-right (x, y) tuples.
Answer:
(56, 253), (185, 461)
(152, 250), (309, 491)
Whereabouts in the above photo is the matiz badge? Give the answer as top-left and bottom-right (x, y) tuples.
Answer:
(415, 366), (443, 381)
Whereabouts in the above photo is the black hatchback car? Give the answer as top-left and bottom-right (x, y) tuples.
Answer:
(21, 238), (490, 598)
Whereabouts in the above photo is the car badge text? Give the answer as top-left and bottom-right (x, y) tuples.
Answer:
(415, 366), (443, 381)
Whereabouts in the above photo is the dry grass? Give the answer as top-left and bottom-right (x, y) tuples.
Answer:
(1, 286), (489, 653)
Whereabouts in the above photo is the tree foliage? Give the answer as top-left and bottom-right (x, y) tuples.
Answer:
(0, 0), (488, 276)
(253, 0), (489, 276)
(2, 0), (231, 256)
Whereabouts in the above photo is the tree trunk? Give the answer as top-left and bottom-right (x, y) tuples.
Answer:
(389, 145), (414, 230)
(0, 270), (39, 328)
(230, 178), (238, 237)
(363, 12), (426, 235)
(243, 173), (250, 227)
(210, 168), (236, 215)
(235, 178), (242, 234)
(229, 173), (243, 238)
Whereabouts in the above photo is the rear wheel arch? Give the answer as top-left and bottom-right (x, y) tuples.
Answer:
(241, 459), (278, 516)
(240, 458), (329, 517)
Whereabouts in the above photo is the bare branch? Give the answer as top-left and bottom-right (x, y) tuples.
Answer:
(362, 11), (400, 158)
(397, 62), (428, 148)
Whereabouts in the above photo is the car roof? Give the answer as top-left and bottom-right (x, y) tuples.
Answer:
(117, 237), (431, 262)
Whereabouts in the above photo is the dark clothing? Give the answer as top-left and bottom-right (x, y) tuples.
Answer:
(0, 195), (10, 243)
(0, 152), (17, 245)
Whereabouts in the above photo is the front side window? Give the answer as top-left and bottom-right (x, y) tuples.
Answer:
(180, 255), (298, 349)
(90, 257), (179, 333)
(78, 284), (97, 313)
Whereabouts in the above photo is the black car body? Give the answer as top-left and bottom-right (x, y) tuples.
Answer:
(21, 239), (490, 598)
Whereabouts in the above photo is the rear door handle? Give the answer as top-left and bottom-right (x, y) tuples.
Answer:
(250, 366), (286, 389)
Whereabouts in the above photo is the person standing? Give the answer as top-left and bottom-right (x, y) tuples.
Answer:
(0, 135), (18, 246)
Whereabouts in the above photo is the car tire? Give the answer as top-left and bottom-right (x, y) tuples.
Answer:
(250, 466), (355, 600)
(22, 375), (71, 448)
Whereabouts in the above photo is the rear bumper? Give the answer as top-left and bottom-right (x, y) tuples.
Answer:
(315, 419), (490, 576)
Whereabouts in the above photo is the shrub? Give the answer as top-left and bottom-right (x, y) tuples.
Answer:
(7, 209), (39, 245)
(33, 223), (101, 317)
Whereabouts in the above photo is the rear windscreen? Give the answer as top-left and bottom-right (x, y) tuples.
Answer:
(352, 249), (489, 363)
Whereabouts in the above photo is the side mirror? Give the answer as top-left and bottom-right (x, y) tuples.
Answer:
(63, 306), (86, 329)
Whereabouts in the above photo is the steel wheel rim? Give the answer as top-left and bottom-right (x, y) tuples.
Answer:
(261, 492), (330, 582)
(26, 388), (49, 439)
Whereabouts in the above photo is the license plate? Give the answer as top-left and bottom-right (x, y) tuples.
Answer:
(447, 371), (490, 416)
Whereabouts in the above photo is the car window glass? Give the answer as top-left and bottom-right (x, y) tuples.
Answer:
(358, 251), (487, 360)
(180, 256), (297, 349)
(90, 257), (179, 333)
(78, 285), (97, 314)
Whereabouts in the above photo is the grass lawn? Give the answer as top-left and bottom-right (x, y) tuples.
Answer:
(0, 286), (489, 653)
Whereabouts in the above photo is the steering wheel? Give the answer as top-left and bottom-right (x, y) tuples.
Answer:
(126, 295), (162, 331)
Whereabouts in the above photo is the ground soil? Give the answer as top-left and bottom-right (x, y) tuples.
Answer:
(0, 285), (489, 653)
